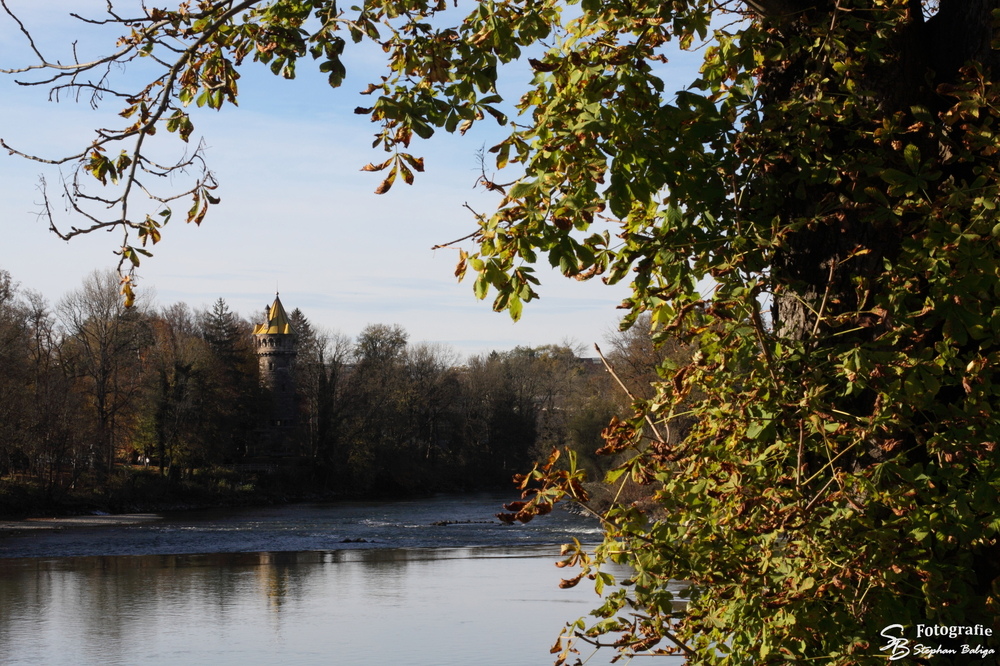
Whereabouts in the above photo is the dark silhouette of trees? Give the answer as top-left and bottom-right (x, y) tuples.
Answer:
(0, 270), (31, 477)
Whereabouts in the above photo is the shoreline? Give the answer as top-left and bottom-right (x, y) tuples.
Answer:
(1, 472), (511, 523)
(0, 483), (517, 535)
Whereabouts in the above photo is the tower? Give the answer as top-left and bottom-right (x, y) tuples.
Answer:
(252, 294), (298, 455)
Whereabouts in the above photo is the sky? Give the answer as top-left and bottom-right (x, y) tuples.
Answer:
(0, 1), (704, 357)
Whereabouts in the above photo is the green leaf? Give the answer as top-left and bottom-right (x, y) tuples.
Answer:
(903, 144), (921, 173)
(473, 274), (488, 300)
(508, 295), (523, 320)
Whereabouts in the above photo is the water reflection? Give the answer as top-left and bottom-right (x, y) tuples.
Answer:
(0, 548), (685, 666)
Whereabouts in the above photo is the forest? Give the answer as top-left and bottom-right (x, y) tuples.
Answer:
(0, 267), (666, 517)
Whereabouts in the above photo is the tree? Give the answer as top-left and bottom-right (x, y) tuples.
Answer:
(20, 289), (89, 494)
(401, 342), (462, 466)
(287, 308), (353, 465)
(0, 269), (31, 476)
(341, 323), (411, 491)
(0, 273), (89, 494)
(4, 1), (1000, 663)
(198, 298), (261, 461)
(57, 270), (151, 479)
(308, 329), (353, 473)
(138, 302), (214, 472)
(460, 349), (544, 486)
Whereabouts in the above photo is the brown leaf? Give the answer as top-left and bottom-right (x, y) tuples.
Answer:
(528, 58), (559, 72)
(596, 416), (634, 456)
(400, 161), (414, 185)
(402, 153), (425, 172)
(559, 574), (583, 589)
(374, 166), (397, 194)
(360, 158), (391, 172)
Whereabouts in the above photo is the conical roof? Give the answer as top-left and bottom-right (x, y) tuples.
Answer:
(252, 295), (296, 335)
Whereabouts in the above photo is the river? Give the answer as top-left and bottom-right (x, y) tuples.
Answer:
(0, 493), (686, 665)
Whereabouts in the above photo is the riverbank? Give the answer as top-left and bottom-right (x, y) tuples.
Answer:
(0, 465), (518, 521)
(0, 466), (346, 520)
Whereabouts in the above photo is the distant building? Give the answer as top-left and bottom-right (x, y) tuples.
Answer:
(251, 294), (298, 456)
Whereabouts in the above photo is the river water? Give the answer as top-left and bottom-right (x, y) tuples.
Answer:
(0, 494), (686, 665)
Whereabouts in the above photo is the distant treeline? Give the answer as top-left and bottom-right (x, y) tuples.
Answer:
(0, 268), (674, 514)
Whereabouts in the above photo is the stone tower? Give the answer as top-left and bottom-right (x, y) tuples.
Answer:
(252, 294), (298, 455)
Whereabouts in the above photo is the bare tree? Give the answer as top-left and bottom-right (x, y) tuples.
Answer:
(21, 289), (89, 492)
(57, 269), (151, 477)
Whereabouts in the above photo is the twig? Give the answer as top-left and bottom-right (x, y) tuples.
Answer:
(1, 0), (46, 63)
(801, 476), (836, 515)
(594, 343), (669, 446)
(810, 260), (837, 341)
(796, 419), (805, 488)
(747, 286), (779, 385)
(574, 624), (696, 659)
(431, 227), (479, 250)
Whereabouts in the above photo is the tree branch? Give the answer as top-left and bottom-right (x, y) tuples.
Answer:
(741, 0), (827, 20)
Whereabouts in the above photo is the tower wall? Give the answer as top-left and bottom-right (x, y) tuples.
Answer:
(254, 332), (297, 427)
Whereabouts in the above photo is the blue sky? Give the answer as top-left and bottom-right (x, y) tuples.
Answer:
(0, 1), (704, 356)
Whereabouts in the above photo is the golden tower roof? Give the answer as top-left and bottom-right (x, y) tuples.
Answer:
(252, 294), (296, 335)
